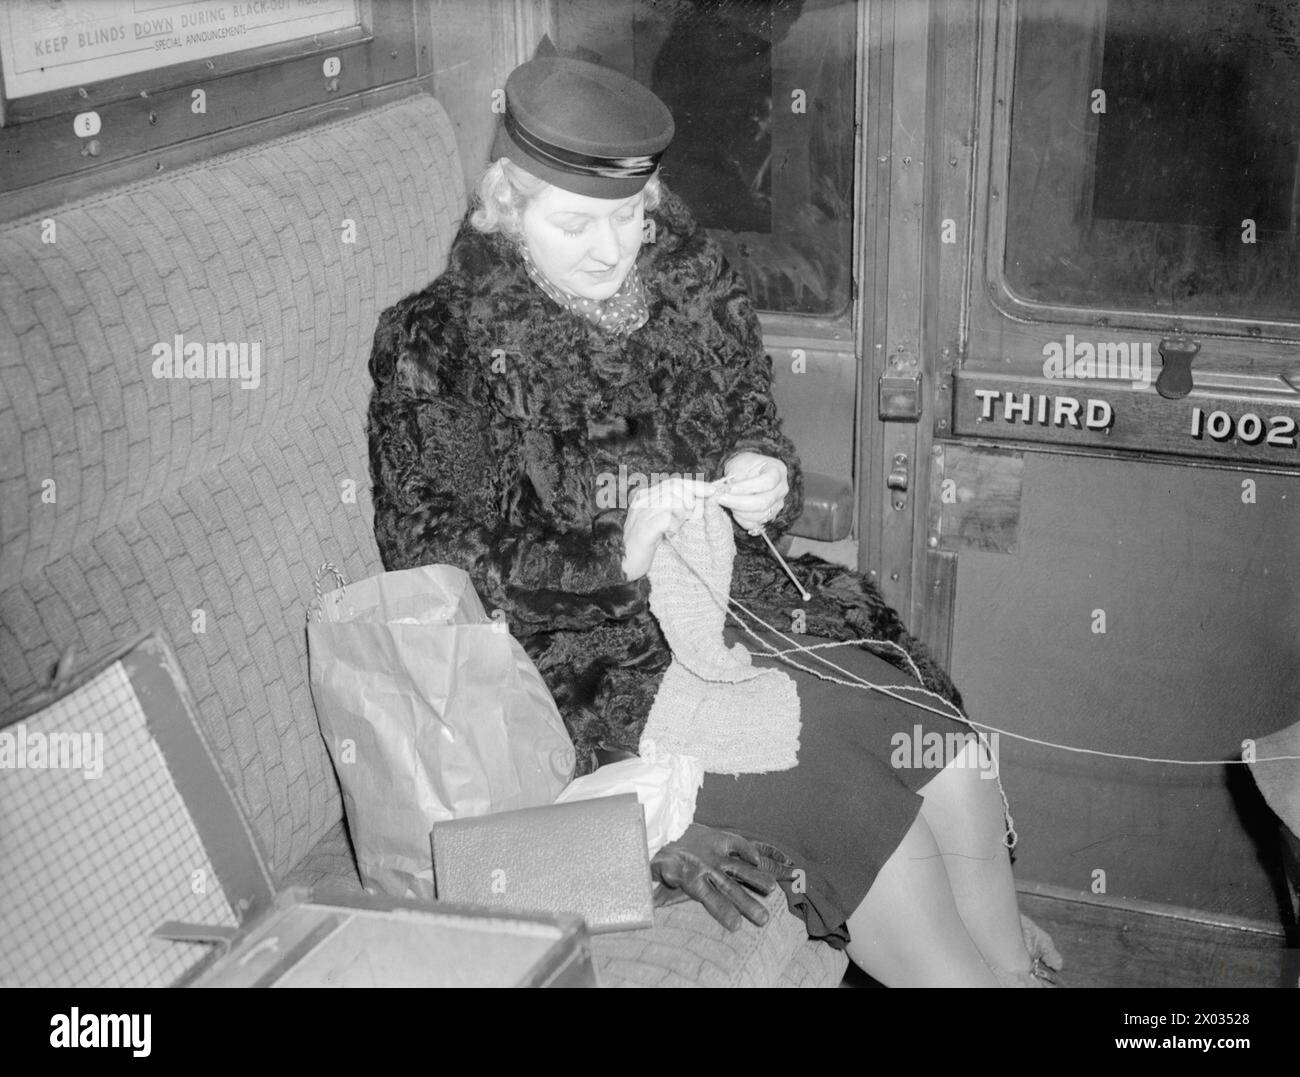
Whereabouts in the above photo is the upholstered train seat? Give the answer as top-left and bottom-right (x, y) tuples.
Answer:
(0, 92), (848, 987)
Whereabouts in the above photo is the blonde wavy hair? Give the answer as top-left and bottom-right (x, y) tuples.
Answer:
(469, 157), (662, 238)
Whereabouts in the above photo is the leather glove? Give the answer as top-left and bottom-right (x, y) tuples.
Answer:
(650, 824), (792, 931)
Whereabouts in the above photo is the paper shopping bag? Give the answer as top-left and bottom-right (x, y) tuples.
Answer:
(307, 564), (575, 901)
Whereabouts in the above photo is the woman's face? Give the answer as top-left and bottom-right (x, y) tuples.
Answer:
(519, 185), (645, 301)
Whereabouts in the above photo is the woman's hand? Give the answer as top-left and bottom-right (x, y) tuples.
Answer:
(716, 451), (789, 534)
(620, 476), (719, 580)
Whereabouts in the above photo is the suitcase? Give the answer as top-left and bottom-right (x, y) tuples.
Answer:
(184, 886), (593, 987)
(0, 632), (596, 988)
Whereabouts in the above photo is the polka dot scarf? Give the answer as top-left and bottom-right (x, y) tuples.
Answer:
(519, 245), (650, 336)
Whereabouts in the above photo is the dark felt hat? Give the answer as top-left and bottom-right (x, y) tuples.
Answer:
(491, 56), (675, 198)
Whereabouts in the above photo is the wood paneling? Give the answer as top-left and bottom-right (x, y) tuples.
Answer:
(930, 442), (1023, 554)
(1015, 884), (1295, 988)
(427, 0), (533, 193)
(843, 883), (1296, 987)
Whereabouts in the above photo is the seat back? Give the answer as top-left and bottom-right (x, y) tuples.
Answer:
(0, 94), (466, 876)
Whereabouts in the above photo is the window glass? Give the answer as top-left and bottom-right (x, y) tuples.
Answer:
(554, 0), (857, 316)
(1004, 0), (1300, 324)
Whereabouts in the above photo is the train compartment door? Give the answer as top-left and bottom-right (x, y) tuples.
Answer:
(925, 0), (1300, 924)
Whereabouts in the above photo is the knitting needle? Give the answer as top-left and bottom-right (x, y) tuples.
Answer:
(756, 527), (812, 602)
(712, 476), (811, 602)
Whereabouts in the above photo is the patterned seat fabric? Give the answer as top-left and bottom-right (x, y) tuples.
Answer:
(0, 93), (844, 987)
(0, 95), (461, 873)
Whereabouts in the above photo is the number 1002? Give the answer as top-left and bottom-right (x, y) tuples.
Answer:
(1189, 407), (1297, 448)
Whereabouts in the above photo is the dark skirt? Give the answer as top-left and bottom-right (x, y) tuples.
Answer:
(690, 630), (979, 949)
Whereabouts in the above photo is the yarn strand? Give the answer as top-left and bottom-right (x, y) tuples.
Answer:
(666, 535), (1300, 769)
(665, 532), (1300, 848)
(666, 534), (1018, 847)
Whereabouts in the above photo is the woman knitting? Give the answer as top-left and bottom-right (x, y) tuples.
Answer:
(367, 55), (1058, 986)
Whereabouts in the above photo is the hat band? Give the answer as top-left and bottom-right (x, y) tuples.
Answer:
(504, 108), (661, 179)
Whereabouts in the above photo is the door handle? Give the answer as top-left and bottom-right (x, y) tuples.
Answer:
(887, 454), (910, 491)
(887, 452), (909, 511)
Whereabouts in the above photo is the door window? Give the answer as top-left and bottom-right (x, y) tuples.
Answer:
(1004, 0), (1300, 327)
(554, 0), (858, 317)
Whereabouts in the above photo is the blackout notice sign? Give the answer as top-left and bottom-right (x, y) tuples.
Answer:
(0, 0), (358, 100)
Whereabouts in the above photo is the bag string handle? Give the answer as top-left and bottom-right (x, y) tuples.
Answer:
(308, 562), (349, 623)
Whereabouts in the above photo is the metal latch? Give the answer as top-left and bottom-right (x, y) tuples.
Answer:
(1156, 337), (1199, 400)
(879, 372), (922, 420)
(886, 453), (909, 491)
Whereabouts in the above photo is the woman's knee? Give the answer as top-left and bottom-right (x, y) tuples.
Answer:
(916, 736), (1001, 809)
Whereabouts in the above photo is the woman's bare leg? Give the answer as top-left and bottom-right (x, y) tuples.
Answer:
(844, 810), (999, 986)
(915, 739), (1032, 975)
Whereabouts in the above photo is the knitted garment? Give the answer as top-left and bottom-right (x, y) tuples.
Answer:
(639, 500), (801, 774)
(519, 244), (650, 336)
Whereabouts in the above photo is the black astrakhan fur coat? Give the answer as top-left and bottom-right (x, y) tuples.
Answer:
(367, 185), (962, 776)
